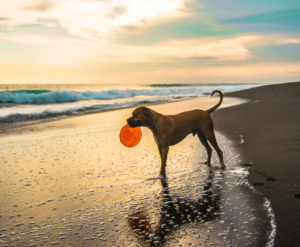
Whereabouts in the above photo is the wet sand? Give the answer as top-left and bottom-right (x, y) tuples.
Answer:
(0, 96), (273, 246)
(212, 81), (300, 247)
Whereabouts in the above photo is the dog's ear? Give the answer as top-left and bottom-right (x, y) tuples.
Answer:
(142, 108), (153, 118)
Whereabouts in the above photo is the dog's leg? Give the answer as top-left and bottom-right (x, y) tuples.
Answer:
(204, 132), (225, 169)
(158, 146), (162, 158)
(197, 131), (212, 166)
(159, 146), (169, 177)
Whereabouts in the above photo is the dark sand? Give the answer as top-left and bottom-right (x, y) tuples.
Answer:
(212, 81), (300, 247)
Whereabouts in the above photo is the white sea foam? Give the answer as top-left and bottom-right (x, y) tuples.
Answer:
(224, 134), (277, 246)
(263, 198), (276, 247)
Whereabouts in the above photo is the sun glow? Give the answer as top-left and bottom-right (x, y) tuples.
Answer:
(0, 0), (185, 40)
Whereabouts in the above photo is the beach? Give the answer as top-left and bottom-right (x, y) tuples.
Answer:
(1, 0), (299, 245)
(213, 81), (300, 247)
(1, 82), (298, 246)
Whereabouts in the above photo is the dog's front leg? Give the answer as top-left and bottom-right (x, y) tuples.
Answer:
(158, 146), (162, 158)
(159, 146), (169, 177)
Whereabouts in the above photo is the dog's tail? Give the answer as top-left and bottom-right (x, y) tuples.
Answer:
(206, 90), (223, 114)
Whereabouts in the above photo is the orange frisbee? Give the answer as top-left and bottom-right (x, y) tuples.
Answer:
(120, 124), (142, 147)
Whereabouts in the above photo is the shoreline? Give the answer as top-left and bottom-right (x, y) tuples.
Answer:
(0, 95), (247, 138)
(212, 81), (300, 247)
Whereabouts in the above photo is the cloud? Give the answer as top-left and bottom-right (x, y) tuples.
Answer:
(0, 0), (187, 40)
(106, 5), (127, 19)
(0, 33), (59, 45)
(276, 38), (300, 44)
(91, 35), (258, 63)
(23, 0), (56, 12)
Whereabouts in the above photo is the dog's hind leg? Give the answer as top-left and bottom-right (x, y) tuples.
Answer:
(197, 131), (212, 166)
(204, 131), (225, 169)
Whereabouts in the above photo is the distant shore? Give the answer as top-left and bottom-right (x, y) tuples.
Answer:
(212, 81), (300, 247)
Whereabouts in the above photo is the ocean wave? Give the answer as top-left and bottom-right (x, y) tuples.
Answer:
(0, 85), (258, 104)
(0, 97), (176, 123)
(0, 90), (51, 95)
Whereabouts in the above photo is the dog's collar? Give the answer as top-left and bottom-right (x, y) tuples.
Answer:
(148, 113), (159, 129)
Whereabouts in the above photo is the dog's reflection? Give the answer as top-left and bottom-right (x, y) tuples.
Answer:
(128, 170), (222, 245)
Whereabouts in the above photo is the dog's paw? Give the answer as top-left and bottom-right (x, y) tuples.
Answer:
(219, 165), (226, 169)
(204, 161), (211, 167)
(156, 175), (164, 180)
(152, 175), (164, 184)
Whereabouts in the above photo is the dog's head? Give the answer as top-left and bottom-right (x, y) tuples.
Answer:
(127, 106), (153, 128)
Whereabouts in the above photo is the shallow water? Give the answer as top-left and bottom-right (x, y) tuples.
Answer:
(0, 97), (273, 247)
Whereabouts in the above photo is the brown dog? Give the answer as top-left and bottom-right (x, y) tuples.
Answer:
(127, 90), (225, 177)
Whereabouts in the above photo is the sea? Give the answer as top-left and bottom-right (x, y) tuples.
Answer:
(0, 83), (261, 123)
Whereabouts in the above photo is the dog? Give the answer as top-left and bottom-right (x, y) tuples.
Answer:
(127, 90), (225, 177)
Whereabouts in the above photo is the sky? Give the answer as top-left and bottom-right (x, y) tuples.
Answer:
(0, 0), (299, 84)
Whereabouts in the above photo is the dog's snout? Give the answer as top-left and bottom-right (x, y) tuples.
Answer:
(126, 117), (141, 128)
(127, 117), (136, 127)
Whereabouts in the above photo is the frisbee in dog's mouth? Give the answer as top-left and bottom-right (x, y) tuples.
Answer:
(120, 124), (142, 147)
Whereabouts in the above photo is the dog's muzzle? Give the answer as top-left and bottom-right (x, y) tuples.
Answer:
(127, 117), (142, 128)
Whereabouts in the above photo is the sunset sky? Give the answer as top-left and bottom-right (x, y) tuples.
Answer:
(0, 0), (299, 84)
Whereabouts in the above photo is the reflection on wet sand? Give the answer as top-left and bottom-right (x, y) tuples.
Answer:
(128, 171), (222, 245)
(0, 100), (273, 246)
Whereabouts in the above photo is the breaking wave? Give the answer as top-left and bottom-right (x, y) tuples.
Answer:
(0, 85), (258, 104)
(0, 96), (177, 123)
